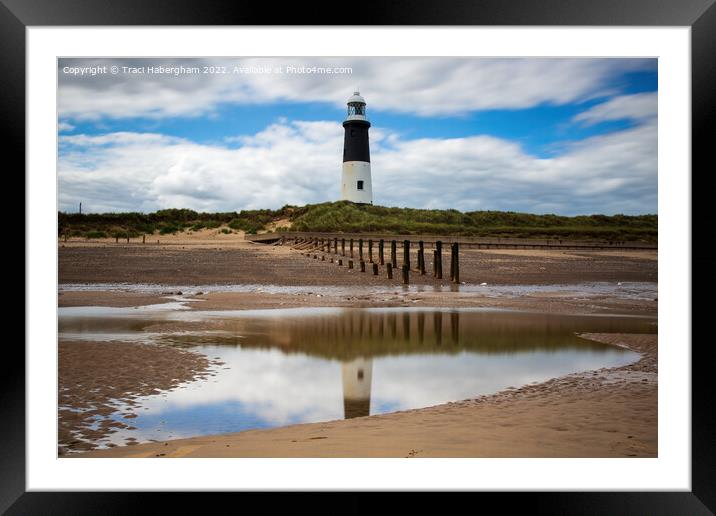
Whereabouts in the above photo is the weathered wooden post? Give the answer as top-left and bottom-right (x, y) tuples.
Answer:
(359, 239), (363, 260)
(142, 234), (146, 244)
(387, 263), (393, 279)
(115, 235), (119, 243)
(334, 237), (338, 254)
(372, 263), (379, 275)
(379, 239), (385, 265)
(348, 259), (354, 269)
(418, 240), (425, 275)
(338, 259), (343, 266)
(402, 264), (409, 285)
(453, 242), (460, 283)
(368, 239), (373, 262)
(403, 240), (410, 269)
(391, 240), (397, 268)
(450, 242), (455, 281)
(435, 240), (443, 279)
(360, 260), (366, 272)
(321, 255), (325, 261)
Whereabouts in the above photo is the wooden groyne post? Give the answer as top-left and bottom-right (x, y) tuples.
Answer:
(418, 240), (425, 275)
(372, 263), (379, 275)
(434, 240), (443, 279)
(403, 240), (410, 270)
(334, 237), (338, 254)
(402, 264), (410, 285)
(341, 238), (346, 256)
(368, 239), (373, 263)
(359, 239), (364, 260)
(450, 242), (460, 283)
(387, 262), (393, 279)
(379, 239), (385, 265)
(391, 240), (397, 268)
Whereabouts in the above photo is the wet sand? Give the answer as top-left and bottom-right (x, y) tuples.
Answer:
(58, 340), (220, 455)
(59, 241), (657, 286)
(59, 287), (657, 317)
(79, 333), (656, 458)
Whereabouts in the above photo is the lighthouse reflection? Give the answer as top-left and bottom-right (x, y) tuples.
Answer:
(336, 310), (451, 419)
(342, 358), (372, 419)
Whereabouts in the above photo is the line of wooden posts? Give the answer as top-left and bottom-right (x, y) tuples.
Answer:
(290, 236), (460, 285)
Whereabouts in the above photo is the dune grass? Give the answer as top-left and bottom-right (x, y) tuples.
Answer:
(59, 202), (657, 242)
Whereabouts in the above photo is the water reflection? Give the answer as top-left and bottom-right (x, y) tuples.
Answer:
(58, 307), (655, 449)
(342, 358), (372, 419)
(127, 308), (654, 359)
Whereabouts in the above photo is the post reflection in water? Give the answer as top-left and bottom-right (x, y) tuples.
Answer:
(434, 311), (443, 346)
(417, 311), (425, 344)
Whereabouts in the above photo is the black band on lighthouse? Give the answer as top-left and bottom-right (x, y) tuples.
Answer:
(342, 119), (371, 163)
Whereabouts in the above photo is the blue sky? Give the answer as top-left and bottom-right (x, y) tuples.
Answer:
(58, 58), (657, 215)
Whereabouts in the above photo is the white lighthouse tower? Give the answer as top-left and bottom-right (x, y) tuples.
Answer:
(341, 91), (373, 204)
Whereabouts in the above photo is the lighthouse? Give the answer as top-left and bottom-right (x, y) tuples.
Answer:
(341, 91), (373, 204)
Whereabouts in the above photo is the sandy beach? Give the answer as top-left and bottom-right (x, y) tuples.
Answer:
(59, 233), (657, 287)
(58, 235), (658, 458)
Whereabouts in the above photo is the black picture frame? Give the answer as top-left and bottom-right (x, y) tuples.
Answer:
(6, 0), (712, 511)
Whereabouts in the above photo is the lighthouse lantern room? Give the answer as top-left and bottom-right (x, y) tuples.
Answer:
(341, 91), (373, 204)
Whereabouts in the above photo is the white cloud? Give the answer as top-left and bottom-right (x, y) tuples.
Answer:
(573, 92), (658, 126)
(61, 131), (180, 146)
(58, 57), (654, 120)
(58, 121), (75, 132)
(58, 118), (656, 215)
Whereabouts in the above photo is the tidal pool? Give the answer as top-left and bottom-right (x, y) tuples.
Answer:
(58, 307), (654, 449)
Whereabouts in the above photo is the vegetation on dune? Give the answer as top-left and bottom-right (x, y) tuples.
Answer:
(58, 207), (291, 238)
(58, 201), (657, 242)
(288, 202), (657, 242)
